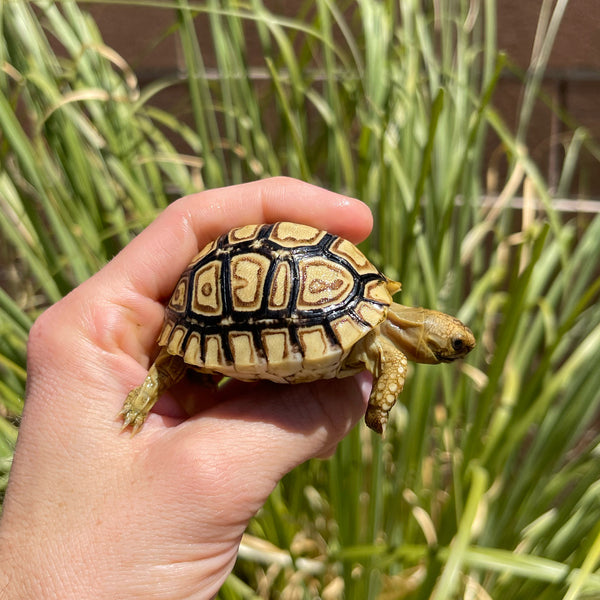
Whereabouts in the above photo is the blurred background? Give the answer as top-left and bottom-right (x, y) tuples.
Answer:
(88, 0), (600, 196)
(1, 1), (599, 598)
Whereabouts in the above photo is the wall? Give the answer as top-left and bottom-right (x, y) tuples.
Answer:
(87, 1), (600, 197)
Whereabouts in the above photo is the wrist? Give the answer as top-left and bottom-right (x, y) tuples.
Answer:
(0, 524), (85, 600)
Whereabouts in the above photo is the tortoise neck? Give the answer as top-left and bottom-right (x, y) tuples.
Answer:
(382, 302), (475, 364)
(380, 303), (439, 364)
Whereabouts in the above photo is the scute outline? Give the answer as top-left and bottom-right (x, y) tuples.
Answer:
(162, 223), (390, 367)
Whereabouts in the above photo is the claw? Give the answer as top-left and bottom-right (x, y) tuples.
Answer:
(119, 410), (144, 436)
(119, 407), (136, 434)
(118, 386), (150, 435)
(119, 410), (133, 432)
(118, 351), (187, 435)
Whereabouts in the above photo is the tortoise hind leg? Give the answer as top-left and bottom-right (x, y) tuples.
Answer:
(120, 348), (187, 434)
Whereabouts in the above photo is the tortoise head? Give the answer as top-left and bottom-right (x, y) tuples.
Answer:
(382, 303), (475, 365)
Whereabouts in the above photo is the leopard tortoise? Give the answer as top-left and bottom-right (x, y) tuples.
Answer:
(120, 221), (475, 434)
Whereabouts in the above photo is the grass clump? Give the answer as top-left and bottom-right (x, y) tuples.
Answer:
(1, 1), (600, 598)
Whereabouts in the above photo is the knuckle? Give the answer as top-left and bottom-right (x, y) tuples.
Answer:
(27, 299), (77, 369)
(28, 306), (58, 356)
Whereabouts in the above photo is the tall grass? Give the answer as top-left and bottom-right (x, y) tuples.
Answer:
(2, 1), (600, 598)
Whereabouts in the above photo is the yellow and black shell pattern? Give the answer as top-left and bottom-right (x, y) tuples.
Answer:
(157, 222), (395, 383)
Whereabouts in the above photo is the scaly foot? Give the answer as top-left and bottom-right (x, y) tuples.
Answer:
(119, 381), (157, 434)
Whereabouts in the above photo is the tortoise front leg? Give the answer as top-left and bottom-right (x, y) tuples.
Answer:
(120, 348), (187, 434)
(348, 332), (408, 434)
(365, 337), (408, 434)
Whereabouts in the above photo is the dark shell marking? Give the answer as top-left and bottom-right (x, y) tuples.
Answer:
(158, 222), (393, 383)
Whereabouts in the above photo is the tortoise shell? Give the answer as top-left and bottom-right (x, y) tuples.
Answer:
(157, 222), (396, 383)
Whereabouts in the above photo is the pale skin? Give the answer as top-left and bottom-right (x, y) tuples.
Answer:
(0, 178), (376, 600)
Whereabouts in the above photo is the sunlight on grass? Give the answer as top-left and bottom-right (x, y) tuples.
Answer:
(1, 1), (600, 598)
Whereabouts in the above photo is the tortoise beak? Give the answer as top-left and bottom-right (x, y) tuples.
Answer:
(435, 354), (455, 363)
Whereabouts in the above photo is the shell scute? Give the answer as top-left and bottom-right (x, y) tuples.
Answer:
(158, 319), (175, 346)
(364, 279), (396, 305)
(355, 300), (388, 328)
(228, 224), (262, 244)
(159, 222), (394, 381)
(168, 277), (188, 312)
(230, 252), (271, 311)
(296, 325), (343, 380)
(167, 325), (187, 356)
(204, 334), (226, 369)
(268, 262), (292, 310)
(329, 237), (374, 275)
(192, 260), (222, 316)
(261, 329), (302, 381)
(189, 239), (217, 264)
(183, 332), (202, 365)
(296, 257), (355, 310)
(330, 315), (371, 351)
(229, 331), (263, 372)
(269, 222), (325, 247)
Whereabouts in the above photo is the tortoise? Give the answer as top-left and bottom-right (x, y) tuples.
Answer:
(121, 221), (475, 434)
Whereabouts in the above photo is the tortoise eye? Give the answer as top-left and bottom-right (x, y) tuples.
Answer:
(451, 337), (465, 352)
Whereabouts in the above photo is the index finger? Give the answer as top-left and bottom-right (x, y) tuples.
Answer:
(107, 177), (373, 301)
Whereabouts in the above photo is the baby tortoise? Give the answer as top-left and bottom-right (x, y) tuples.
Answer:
(121, 222), (475, 434)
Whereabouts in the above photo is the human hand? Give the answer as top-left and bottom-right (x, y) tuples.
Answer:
(0, 178), (373, 599)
